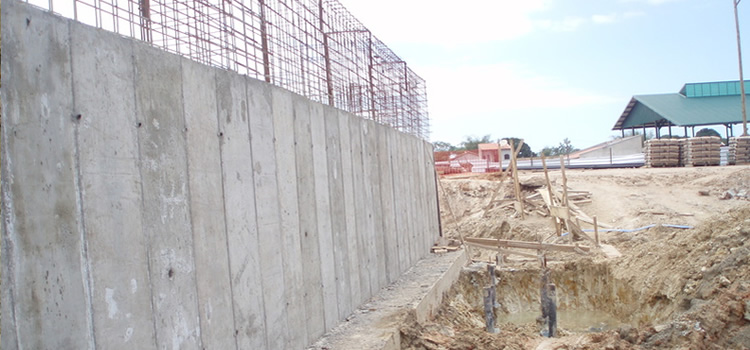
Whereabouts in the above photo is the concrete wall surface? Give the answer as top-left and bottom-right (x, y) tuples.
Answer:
(0, 1), (440, 349)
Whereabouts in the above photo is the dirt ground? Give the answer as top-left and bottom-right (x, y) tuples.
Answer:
(401, 165), (750, 350)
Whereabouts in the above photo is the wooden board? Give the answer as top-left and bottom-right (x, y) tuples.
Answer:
(464, 237), (591, 253)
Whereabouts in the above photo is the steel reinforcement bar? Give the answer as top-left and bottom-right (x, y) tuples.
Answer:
(23, 0), (429, 139)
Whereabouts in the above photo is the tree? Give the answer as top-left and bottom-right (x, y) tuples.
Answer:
(503, 137), (535, 158)
(433, 141), (457, 152)
(695, 128), (721, 138)
(460, 135), (493, 151)
(557, 138), (578, 155)
(540, 138), (579, 157)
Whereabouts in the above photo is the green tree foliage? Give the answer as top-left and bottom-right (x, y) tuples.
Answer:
(433, 141), (457, 152)
(695, 128), (721, 138)
(540, 138), (580, 156)
(432, 135), (535, 157)
(503, 137), (535, 158)
(460, 135), (493, 150)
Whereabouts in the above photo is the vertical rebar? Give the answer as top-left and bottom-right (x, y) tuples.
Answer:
(259, 0), (271, 83)
(319, 0), (334, 106)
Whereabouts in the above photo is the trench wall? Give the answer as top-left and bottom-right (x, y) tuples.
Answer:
(0, 2), (440, 349)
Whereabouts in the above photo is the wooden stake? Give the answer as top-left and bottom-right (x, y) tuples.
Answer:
(510, 142), (525, 219)
(540, 154), (561, 236)
(593, 215), (600, 247)
(559, 155), (572, 243)
(559, 155), (569, 207)
(437, 173), (469, 256)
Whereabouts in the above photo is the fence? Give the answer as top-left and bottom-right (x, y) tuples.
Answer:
(22, 0), (430, 139)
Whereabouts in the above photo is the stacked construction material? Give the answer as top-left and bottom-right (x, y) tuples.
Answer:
(729, 136), (750, 165)
(645, 139), (681, 167)
(683, 136), (721, 166)
(677, 138), (687, 167)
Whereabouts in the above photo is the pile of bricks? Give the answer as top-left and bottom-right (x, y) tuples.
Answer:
(729, 136), (750, 165)
(682, 136), (721, 166)
(645, 139), (681, 167)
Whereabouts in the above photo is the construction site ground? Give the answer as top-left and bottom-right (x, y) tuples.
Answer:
(310, 165), (749, 350)
(403, 165), (750, 350)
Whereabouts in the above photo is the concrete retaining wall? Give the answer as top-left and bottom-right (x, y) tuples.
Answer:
(0, 2), (440, 349)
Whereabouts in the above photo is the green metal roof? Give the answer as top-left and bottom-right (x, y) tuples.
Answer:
(613, 80), (749, 130)
(679, 80), (748, 98)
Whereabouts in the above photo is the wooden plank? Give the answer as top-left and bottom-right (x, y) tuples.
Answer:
(539, 189), (552, 207)
(540, 154), (561, 236)
(526, 192), (542, 200)
(465, 237), (591, 253)
(593, 216), (600, 247)
(498, 248), (539, 258)
(509, 141), (524, 219)
(549, 206), (570, 220)
(559, 155), (569, 207)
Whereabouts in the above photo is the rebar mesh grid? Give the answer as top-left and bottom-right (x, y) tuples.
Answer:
(25, 0), (430, 139)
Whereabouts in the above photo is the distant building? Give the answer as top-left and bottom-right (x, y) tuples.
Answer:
(499, 140), (512, 161)
(478, 143), (499, 162)
(567, 135), (644, 159)
(613, 80), (748, 139)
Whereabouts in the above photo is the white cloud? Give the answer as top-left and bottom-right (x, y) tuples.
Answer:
(592, 14), (618, 24)
(624, 11), (646, 18)
(535, 16), (588, 31)
(338, 0), (550, 45)
(420, 63), (618, 120)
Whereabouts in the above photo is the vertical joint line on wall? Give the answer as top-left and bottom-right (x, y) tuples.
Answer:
(180, 58), (206, 350)
(131, 43), (162, 350)
(68, 20), (98, 350)
(1, 18), (22, 347)
(214, 72), (241, 350)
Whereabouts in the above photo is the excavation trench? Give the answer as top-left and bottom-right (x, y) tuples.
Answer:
(400, 258), (684, 348)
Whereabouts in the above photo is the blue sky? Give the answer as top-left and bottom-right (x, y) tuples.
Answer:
(338, 0), (749, 152)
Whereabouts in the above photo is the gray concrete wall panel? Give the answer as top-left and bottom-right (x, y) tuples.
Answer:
(377, 123), (400, 283)
(182, 62), (237, 350)
(292, 94), (326, 342)
(324, 109), (352, 321)
(215, 70), (267, 350)
(1, 3), (441, 348)
(0, 4), (19, 347)
(348, 115), (372, 302)
(336, 110), (363, 311)
(70, 22), (155, 350)
(133, 42), (202, 350)
(272, 87), (308, 349)
(246, 78), (284, 350)
(364, 120), (387, 291)
(1, 4), (93, 349)
(310, 103), (339, 330)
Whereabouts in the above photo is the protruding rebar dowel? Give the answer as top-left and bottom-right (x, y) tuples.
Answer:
(540, 268), (557, 337)
(484, 264), (498, 333)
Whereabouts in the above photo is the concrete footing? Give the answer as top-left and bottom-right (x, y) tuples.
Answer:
(307, 250), (468, 350)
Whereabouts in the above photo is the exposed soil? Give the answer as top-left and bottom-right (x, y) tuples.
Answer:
(401, 166), (750, 350)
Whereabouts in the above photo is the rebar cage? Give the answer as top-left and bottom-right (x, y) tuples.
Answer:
(23, 0), (430, 139)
